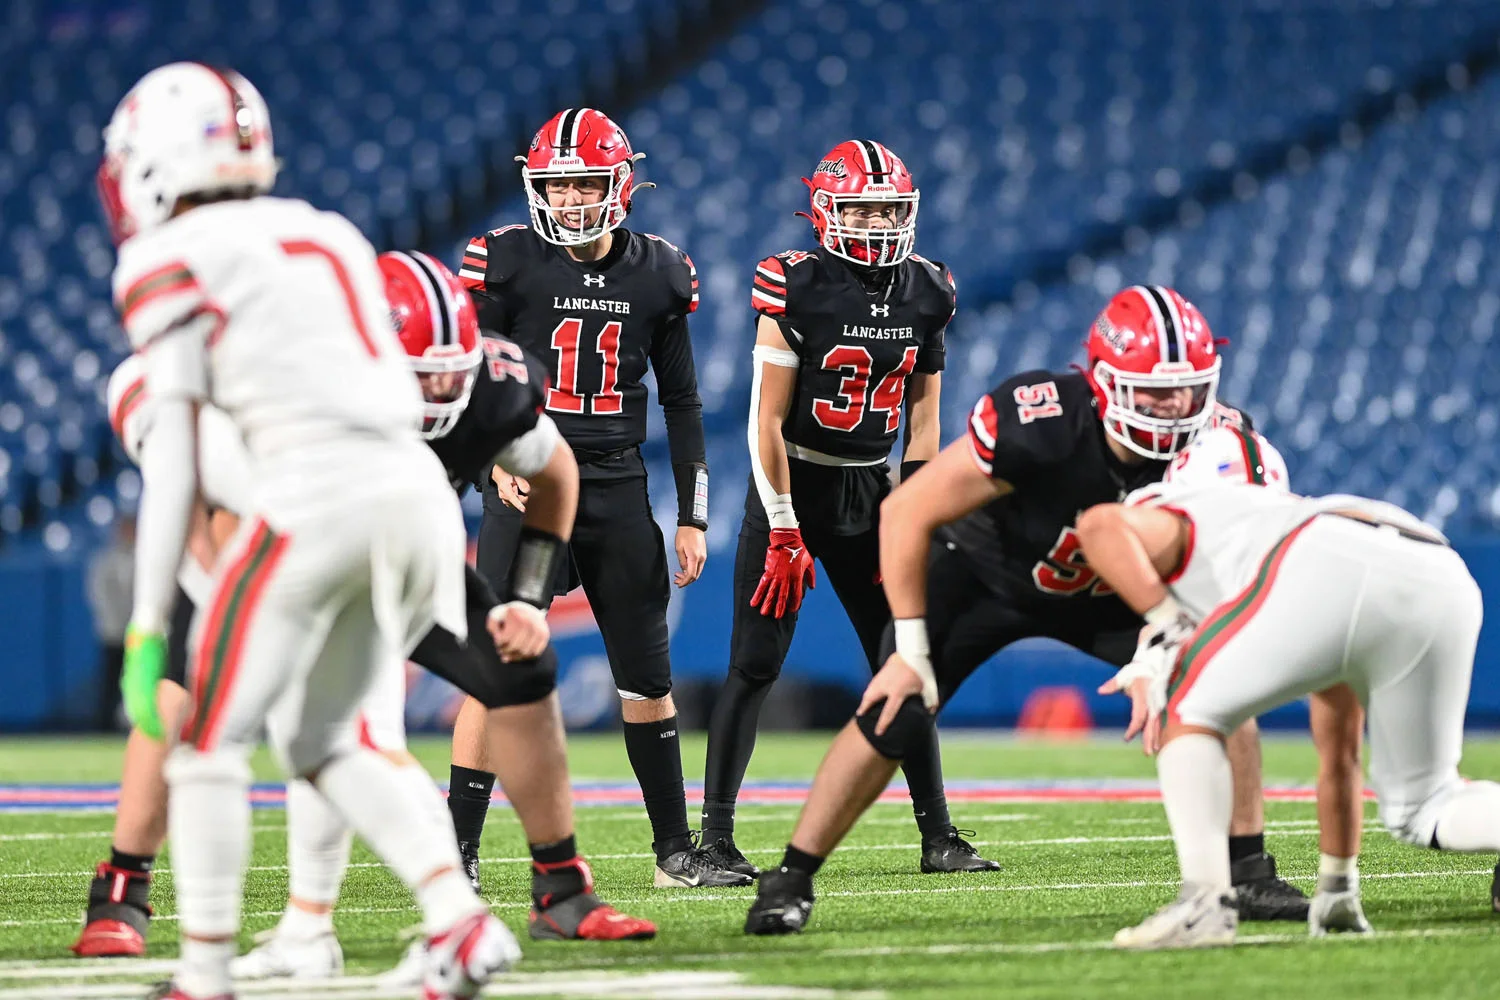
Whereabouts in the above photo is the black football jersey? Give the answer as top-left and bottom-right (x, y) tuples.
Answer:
(942, 370), (1250, 626)
(458, 225), (702, 463)
(427, 335), (550, 494)
(752, 248), (953, 464)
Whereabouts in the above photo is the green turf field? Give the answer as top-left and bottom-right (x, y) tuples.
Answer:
(2, 732), (1498, 999)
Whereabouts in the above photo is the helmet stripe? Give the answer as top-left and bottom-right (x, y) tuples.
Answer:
(856, 139), (887, 179)
(571, 108), (590, 150)
(1155, 286), (1189, 363)
(200, 65), (255, 152)
(1141, 286), (1180, 363)
(391, 251), (451, 347)
(409, 251), (457, 347)
(555, 108), (578, 152)
(1130, 285), (1170, 364)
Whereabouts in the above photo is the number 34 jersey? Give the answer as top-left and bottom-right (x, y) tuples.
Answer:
(946, 370), (1251, 620)
(458, 224), (700, 458)
(752, 248), (954, 464)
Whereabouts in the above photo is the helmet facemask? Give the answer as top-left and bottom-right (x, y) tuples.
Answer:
(522, 159), (635, 247)
(814, 188), (919, 267)
(409, 344), (482, 440)
(1093, 358), (1222, 460)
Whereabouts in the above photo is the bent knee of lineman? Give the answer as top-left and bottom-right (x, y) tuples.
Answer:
(854, 695), (933, 760)
(1377, 774), (1467, 847)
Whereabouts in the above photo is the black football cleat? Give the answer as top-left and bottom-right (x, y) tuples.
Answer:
(703, 836), (760, 879)
(1230, 851), (1309, 921)
(457, 841), (482, 895)
(744, 866), (814, 935)
(920, 827), (1001, 874)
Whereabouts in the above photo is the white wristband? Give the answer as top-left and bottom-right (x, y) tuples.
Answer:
(765, 493), (798, 531)
(1143, 594), (1185, 628)
(894, 618), (939, 709)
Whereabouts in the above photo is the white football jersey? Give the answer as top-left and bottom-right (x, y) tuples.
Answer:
(1126, 482), (1445, 620)
(112, 196), (424, 520)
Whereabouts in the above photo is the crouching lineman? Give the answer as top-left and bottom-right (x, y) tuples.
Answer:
(746, 287), (1306, 934)
(234, 250), (655, 983)
(1078, 426), (1500, 948)
(70, 359), (250, 957)
(102, 63), (515, 999)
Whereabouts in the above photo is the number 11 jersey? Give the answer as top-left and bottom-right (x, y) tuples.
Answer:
(752, 247), (953, 464)
(458, 224), (701, 459)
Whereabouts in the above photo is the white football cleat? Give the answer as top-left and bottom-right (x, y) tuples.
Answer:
(378, 937), (428, 989)
(1113, 883), (1238, 950)
(229, 926), (343, 980)
(422, 911), (521, 1000)
(1308, 884), (1372, 937)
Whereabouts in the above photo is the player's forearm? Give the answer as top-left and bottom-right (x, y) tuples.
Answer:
(901, 375), (941, 466)
(748, 351), (798, 528)
(878, 484), (935, 620)
(130, 399), (198, 633)
(520, 439), (579, 543)
(1074, 505), (1170, 615)
(662, 403), (709, 529)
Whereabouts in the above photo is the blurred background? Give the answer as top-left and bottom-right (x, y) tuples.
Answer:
(3, 0), (1499, 734)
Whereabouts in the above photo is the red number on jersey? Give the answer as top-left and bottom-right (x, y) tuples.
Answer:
(870, 346), (920, 434)
(482, 338), (529, 383)
(546, 317), (623, 415)
(812, 345), (871, 431)
(1032, 526), (1114, 596)
(1013, 380), (1063, 424)
(278, 240), (381, 358)
(780, 250), (815, 267)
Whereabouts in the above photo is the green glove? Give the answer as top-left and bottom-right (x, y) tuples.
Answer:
(122, 625), (168, 741)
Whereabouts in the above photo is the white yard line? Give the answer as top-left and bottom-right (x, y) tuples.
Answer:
(0, 823), (1381, 882)
(0, 863), (1490, 930)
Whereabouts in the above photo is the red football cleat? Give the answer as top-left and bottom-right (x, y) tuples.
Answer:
(528, 855), (656, 941)
(71, 862), (153, 957)
(71, 917), (146, 957)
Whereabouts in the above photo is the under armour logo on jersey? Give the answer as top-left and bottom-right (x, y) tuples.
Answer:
(583, 274), (605, 287)
(870, 303), (890, 317)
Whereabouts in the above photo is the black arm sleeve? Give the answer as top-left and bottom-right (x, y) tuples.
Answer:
(650, 312), (709, 527)
(464, 561), (500, 615)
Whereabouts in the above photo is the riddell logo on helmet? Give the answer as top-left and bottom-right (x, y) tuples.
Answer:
(815, 156), (848, 178)
(1095, 315), (1128, 354)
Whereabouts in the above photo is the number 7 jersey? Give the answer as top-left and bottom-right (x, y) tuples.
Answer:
(752, 247), (953, 464)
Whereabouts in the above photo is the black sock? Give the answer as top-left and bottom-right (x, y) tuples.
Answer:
(108, 848), (154, 876)
(529, 834), (578, 867)
(447, 765), (496, 846)
(780, 844), (825, 877)
(623, 716), (691, 858)
(702, 672), (774, 843)
(901, 723), (952, 838)
(1229, 832), (1266, 863)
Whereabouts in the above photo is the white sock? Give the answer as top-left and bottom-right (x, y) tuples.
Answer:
(286, 778), (352, 910)
(312, 749), (481, 934)
(278, 901), (335, 940)
(1157, 733), (1233, 891)
(178, 938), (237, 998)
(164, 746), (252, 995)
(1432, 780), (1500, 851)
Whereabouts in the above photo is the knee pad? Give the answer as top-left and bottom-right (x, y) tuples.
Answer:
(272, 723), (358, 780)
(493, 644), (559, 707)
(854, 695), (933, 760)
(728, 662), (779, 691)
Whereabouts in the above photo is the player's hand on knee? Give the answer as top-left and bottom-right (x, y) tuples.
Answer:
(1308, 882), (1371, 937)
(122, 624), (169, 741)
(674, 525), (707, 588)
(486, 601), (549, 662)
(751, 527), (815, 618)
(859, 654), (935, 735)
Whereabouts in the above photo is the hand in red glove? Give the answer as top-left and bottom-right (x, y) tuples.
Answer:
(750, 527), (816, 618)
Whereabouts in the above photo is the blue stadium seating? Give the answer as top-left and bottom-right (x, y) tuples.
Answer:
(5, 0), (1500, 553)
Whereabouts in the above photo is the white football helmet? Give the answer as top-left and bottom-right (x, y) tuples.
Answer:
(106, 354), (152, 463)
(1163, 425), (1290, 492)
(97, 62), (277, 244)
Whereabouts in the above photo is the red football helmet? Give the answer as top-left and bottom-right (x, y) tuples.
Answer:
(1084, 285), (1221, 459)
(518, 108), (646, 246)
(800, 140), (919, 267)
(379, 250), (482, 440)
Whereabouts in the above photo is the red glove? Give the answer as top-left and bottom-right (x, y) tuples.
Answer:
(751, 528), (816, 618)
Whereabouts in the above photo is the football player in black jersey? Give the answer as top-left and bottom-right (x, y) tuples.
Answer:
(232, 253), (656, 983)
(456, 108), (745, 888)
(699, 140), (997, 878)
(747, 286), (1308, 934)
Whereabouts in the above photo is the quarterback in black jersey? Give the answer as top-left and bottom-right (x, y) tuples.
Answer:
(748, 286), (1308, 935)
(457, 108), (743, 889)
(700, 140), (996, 878)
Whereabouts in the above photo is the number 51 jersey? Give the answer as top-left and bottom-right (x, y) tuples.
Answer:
(752, 247), (954, 464)
(458, 224), (700, 457)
